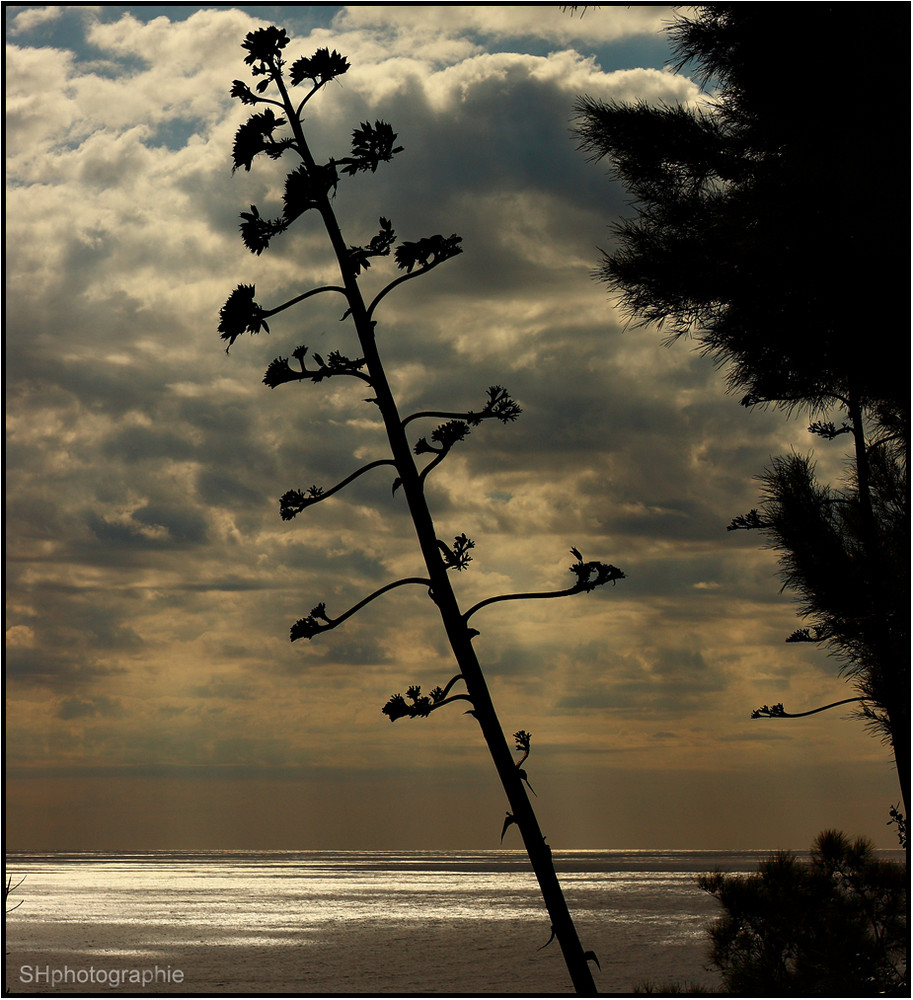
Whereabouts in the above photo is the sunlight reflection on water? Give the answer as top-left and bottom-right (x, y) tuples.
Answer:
(14, 849), (877, 993)
(10, 852), (722, 930)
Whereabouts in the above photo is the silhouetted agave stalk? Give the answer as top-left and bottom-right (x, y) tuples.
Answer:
(219, 26), (625, 993)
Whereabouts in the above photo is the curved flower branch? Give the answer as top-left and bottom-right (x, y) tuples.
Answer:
(414, 420), (471, 487)
(513, 730), (536, 796)
(280, 459), (397, 519)
(264, 344), (370, 388)
(438, 533), (475, 572)
(463, 550), (625, 624)
(402, 385), (522, 429)
(366, 234), (463, 321)
(382, 674), (471, 721)
(219, 283), (348, 349)
(348, 217), (396, 275)
(726, 508), (768, 532)
(751, 697), (869, 720)
(290, 577), (431, 641)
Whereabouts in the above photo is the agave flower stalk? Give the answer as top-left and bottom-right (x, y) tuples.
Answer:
(219, 26), (625, 993)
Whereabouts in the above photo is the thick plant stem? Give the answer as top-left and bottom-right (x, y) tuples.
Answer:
(273, 72), (598, 996)
(847, 392), (909, 820)
(345, 232), (596, 996)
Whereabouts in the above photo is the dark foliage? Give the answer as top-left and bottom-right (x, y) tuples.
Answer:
(470, 385), (522, 425)
(569, 548), (624, 591)
(439, 533), (475, 572)
(739, 451), (909, 770)
(289, 47), (349, 87)
(340, 121), (404, 175)
(394, 234), (463, 273)
(574, 5), (909, 418)
(348, 217), (396, 274)
(414, 420), (470, 457)
(218, 284), (267, 347)
(289, 603), (331, 642)
(262, 346), (366, 388)
(279, 486), (324, 520)
(239, 205), (289, 255)
(232, 109), (290, 173)
(574, 2), (909, 819)
(283, 163), (337, 220)
(699, 831), (907, 995)
(241, 26), (289, 72)
(382, 686), (434, 720)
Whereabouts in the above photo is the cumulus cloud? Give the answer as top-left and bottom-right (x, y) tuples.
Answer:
(335, 5), (674, 46)
(7, 4), (88, 34)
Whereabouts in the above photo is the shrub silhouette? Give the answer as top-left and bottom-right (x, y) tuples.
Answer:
(699, 831), (907, 995)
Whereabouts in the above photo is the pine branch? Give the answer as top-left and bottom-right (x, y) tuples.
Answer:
(726, 508), (768, 531)
(785, 626), (834, 643)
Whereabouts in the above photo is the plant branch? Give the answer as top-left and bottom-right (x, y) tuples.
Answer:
(382, 682), (473, 722)
(264, 345), (372, 388)
(418, 451), (447, 488)
(290, 577), (431, 641)
(262, 284), (348, 319)
(431, 693), (473, 711)
(438, 673), (465, 699)
(751, 697), (870, 719)
(366, 258), (454, 322)
(464, 552), (625, 623)
(403, 386), (522, 429)
(405, 409), (481, 427)
(280, 460), (397, 519)
(463, 585), (599, 622)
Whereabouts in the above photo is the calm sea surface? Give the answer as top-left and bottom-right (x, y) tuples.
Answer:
(6, 849), (901, 995)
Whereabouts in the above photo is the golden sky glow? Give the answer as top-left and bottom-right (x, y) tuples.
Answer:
(5, 4), (899, 851)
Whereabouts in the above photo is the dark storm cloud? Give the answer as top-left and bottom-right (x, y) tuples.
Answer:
(105, 425), (198, 464)
(57, 695), (124, 720)
(557, 645), (728, 713)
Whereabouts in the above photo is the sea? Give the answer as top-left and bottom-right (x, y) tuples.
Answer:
(4, 848), (902, 996)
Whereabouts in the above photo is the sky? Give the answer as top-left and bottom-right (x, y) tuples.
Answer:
(5, 4), (902, 853)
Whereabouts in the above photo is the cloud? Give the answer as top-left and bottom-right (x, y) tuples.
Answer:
(57, 694), (124, 720)
(334, 5), (674, 47)
(5, 6), (895, 850)
(7, 5), (82, 34)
